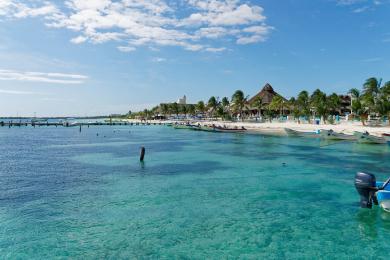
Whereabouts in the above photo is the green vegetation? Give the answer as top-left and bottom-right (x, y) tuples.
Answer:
(127, 77), (390, 125)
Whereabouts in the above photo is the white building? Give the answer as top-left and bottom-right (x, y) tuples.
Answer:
(177, 95), (187, 105)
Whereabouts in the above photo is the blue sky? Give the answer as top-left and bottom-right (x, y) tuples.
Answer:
(0, 0), (389, 116)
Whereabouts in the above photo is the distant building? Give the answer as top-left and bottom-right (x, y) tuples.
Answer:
(177, 95), (187, 105)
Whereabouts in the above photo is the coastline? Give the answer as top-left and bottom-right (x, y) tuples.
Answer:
(123, 118), (390, 136)
(196, 121), (390, 136)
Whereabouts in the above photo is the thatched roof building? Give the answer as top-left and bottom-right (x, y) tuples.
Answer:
(247, 83), (286, 105)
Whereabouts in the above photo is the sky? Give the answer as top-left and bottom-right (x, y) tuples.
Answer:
(0, 0), (389, 117)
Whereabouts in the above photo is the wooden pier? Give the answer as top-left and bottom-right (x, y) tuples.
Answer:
(0, 121), (168, 128)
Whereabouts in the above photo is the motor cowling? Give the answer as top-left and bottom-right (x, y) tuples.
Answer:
(355, 172), (378, 208)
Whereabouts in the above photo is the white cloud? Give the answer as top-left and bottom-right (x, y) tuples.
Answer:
(152, 57), (166, 62)
(205, 47), (226, 52)
(335, 0), (387, 12)
(352, 6), (369, 12)
(70, 35), (87, 44)
(117, 46), (136, 52)
(0, 0), (273, 51)
(336, 0), (365, 5)
(0, 69), (88, 84)
(0, 89), (37, 95)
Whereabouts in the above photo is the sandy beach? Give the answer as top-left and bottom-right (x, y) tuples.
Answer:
(195, 120), (390, 136)
(124, 119), (390, 136)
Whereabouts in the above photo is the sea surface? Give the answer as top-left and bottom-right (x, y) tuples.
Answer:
(1, 125), (390, 258)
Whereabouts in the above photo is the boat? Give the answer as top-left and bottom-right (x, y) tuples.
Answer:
(214, 126), (247, 133)
(173, 124), (201, 130)
(200, 125), (217, 132)
(199, 125), (247, 133)
(319, 129), (356, 141)
(355, 172), (390, 212)
(63, 121), (78, 127)
(284, 128), (319, 137)
(353, 131), (387, 144)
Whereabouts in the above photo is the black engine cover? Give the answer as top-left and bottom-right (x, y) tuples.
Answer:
(355, 172), (377, 208)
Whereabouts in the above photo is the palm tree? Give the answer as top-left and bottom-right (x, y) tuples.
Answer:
(348, 88), (366, 125)
(180, 105), (187, 118)
(196, 101), (206, 117)
(160, 104), (169, 116)
(376, 81), (390, 122)
(231, 90), (248, 121)
(221, 97), (231, 118)
(187, 104), (196, 117)
(207, 96), (219, 118)
(310, 89), (328, 122)
(143, 109), (150, 120)
(288, 97), (300, 120)
(222, 97), (230, 107)
(170, 102), (179, 117)
(253, 96), (264, 118)
(363, 77), (381, 96)
(297, 90), (311, 120)
(327, 93), (341, 116)
(362, 77), (382, 115)
(270, 95), (284, 116)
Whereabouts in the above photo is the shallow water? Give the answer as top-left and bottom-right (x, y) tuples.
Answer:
(0, 125), (390, 258)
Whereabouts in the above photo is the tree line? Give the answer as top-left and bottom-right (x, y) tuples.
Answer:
(129, 77), (390, 123)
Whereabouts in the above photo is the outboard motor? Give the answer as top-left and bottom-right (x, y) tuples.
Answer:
(355, 172), (378, 208)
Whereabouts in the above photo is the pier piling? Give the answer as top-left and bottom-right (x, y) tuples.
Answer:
(140, 147), (145, 161)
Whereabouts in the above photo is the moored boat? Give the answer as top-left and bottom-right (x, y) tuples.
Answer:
(214, 126), (247, 133)
(173, 124), (201, 130)
(284, 128), (319, 137)
(199, 125), (247, 133)
(354, 131), (387, 144)
(319, 129), (356, 141)
(355, 172), (390, 212)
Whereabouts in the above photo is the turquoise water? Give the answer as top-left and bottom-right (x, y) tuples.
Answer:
(1, 125), (390, 258)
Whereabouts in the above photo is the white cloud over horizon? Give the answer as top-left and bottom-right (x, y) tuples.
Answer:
(0, 88), (37, 95)
(0, 0), (273, 52)
(0, 69), (88, 84)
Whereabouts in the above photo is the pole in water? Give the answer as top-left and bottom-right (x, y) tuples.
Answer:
(79, 124), (82, 133)
(140, 147), (145, 161)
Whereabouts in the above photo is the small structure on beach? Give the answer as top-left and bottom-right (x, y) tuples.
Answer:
(246, 83), (287, 115)
(247, 83), (285, 105)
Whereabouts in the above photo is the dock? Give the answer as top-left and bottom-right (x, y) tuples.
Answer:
(0, 121), (169, 128)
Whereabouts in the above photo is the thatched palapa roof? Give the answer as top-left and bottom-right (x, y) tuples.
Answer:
(247, 83), (286, 105)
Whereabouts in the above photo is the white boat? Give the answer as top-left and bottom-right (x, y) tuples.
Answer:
(284, 128), (319, 137)
(354, 131), (387, 144)
(319, 129), (356, 141)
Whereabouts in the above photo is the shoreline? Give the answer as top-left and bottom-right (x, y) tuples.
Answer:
(123, 119), (390, 136)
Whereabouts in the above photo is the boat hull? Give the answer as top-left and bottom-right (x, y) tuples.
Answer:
(200, 126), (246, 133)
(319, 130), (356, 140)
(375, 182), (390, 212)
(377, 191), (390, 212)
(173, 124), (200, 130)
(284, 128), (318, 137)
(354, 132), (387, 144)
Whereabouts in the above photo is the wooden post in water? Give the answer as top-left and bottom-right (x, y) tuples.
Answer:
(79, 124), (82, 133)
(140, 147), (145, 161)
